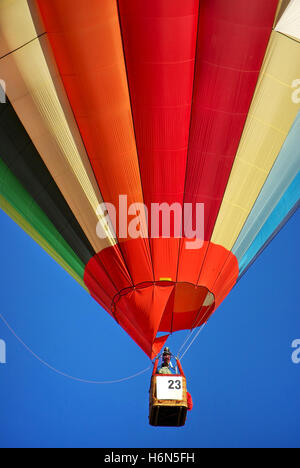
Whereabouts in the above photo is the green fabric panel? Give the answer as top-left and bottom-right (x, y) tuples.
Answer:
(0, 157), (85, 279)
(0, 99), (95, 265)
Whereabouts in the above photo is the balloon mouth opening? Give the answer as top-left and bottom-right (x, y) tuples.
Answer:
(111, 280), (215, 332)
(84, 240), (239, 357)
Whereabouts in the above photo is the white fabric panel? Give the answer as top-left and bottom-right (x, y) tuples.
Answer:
(275, 0), (300, 40)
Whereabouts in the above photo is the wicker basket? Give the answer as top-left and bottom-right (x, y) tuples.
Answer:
(149, 359), (188, 427)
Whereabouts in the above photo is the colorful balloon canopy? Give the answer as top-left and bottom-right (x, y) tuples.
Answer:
(0, 0), (299, 358)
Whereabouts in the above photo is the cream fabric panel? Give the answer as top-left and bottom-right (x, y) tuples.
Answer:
(0, 0), (115, 251)
(0, 0), (44, 58)
(273, 0), (292, 27)
(275, 0), (300, 40)
(212, 32), (300, 249)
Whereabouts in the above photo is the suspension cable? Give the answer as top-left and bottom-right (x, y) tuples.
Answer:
(0, 312), (151, 384)
(179, 323), (207, 361)
(176, 326), (198, 357)
(176, 303), (213, 360)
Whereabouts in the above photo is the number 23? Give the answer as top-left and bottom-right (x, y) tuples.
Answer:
(168, 380), (181, 390)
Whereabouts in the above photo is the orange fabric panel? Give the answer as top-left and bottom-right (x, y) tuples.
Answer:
(158, 283), (214, 332)
(173, 283), (209, 313)
(36, 0), (153, 284)
(171, 305), (213, 331)
(198, 243), (234, 291)
(213, 254), (241, 309)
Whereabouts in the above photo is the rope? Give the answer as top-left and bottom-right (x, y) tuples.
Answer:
(176, 327), (198, 357)
(0, 312), (151, 384)
(176, 303), (213, 360)
(179, 323), (207, 361)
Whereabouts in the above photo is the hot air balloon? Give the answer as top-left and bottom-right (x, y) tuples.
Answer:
(0, 0), (299, 364)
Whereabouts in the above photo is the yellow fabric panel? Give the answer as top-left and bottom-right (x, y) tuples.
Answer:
(212, 32), (300, 250)
(0, 195), (88, 291)
(0, 0), (115, 251)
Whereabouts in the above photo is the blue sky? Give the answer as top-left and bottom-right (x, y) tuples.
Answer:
(0, 208), (299, 448)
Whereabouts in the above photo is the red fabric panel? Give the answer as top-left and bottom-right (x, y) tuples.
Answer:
(177, 241), (210, 284)
(116, 238), (153, 285)
(115, 284), (174, 359)
(151, 335), (170, 360)
(150, 238), (180, 282)
(118, 0), (199, 278)
(183, 0), (278, 240)
(84, 245), (132, 293)
(84, 249), (132, 316)
(187, 392), (193, 411)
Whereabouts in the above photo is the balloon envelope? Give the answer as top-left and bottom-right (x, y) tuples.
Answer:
(0, 0), (299, 358)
